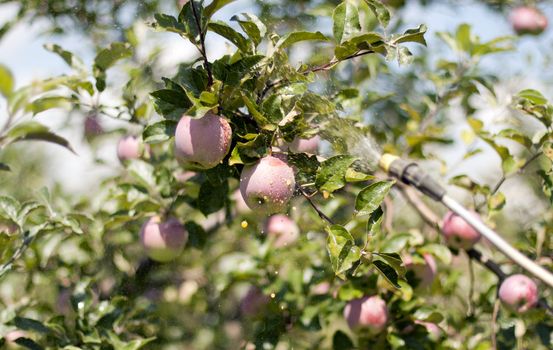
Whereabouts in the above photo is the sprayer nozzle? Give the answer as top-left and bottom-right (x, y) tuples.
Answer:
(379, 153), (400, 173)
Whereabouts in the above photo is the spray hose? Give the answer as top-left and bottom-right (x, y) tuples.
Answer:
(379, 153), (553, 289)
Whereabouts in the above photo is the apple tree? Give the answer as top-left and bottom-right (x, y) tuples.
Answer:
(0, 0), (552, 349)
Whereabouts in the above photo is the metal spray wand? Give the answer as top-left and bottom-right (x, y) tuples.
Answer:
(379, 154), (553, 289)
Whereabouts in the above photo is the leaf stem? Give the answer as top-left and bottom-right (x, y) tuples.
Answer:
(190, 1), (213, 87)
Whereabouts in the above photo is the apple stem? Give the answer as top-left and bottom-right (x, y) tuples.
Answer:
(298, 187), (334, 224)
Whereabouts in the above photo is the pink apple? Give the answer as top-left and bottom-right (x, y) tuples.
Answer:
(510, 7), (548, 35)
(404, 253), (437, 288)
(84, 115), (103, 138)
(175, 171), (196, 183)
(174, 112), (232, 169)
(344, 296), (388, 330)
(414, 320), (441, 340)
(240, 286), (269, 317)
(288, 135), (320, 154)
(5, 330), (26, 343)
(117, 135), (148, 162)
(140, 216), (188, 262)
(441, 211), (481, 249)
(263, 214), (300, 247)
(232, 189), (251, 214)
(311, 281), (331, 295)
(498, 274), (538, 313)
(239, 155), (296, 214)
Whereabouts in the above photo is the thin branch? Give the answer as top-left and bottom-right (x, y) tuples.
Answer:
(190, 1), (213, 86)
(298, 187), (334, 224)
(259, 50), (375, 102)
(490, 152), (542, 195)
(466, 249), (507, 280)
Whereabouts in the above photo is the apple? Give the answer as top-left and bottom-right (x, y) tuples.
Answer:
(174, 112), (232, 170)
(232, 189), (251, 214)
(117, 135), (148, 162)
(510, 6), (548, 36)
(140, 216), (188, 262)
(84, 115), (103, 138)
(240, 286), (269, 317)
(4, 330), (26, 344)
(404, 253), (437, 288)
(414, 320), (441, 340)
(0, 220), (18, 235)
(311, 281), (331, 295)
(343, 295), (388, 330)
(239, 155), (296, 214)
(441, 211), (481, 249)
(263, 214), (300, 247)
(288, 135), (320, 154)
(498, 274), (538, 313)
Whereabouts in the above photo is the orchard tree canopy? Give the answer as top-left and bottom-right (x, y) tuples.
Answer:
(0, 0), (552, 349)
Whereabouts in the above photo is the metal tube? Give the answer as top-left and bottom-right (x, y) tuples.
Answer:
(442, 195), (553, 289)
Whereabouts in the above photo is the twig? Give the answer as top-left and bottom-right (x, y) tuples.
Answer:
(489, 152), (542, 196)
(466, 249), (507, 280)
(190, 1), (213, 86)
(468, 258), (475, 317)
(259, 50), (375, 102)
(298, 187), (334, 224)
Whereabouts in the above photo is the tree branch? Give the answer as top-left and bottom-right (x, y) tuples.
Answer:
(298, 187), (334, 225)
(190, 1), (213, 86)
(489, 152), (542, 196)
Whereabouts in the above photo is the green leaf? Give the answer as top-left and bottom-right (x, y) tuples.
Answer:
(208, 21), (249, 52)
(397, 46), (414, 65)
(372, 260), (400, 288)
(44, 43), (85, 70)
(242, 94), (276, 131)
(373, 252), (405, 278)
(178, 0), (208, 43)
(381, 233), (412, 253)
(94, 42), (132, 71)
(392, 24), (427, 46)
(151, 87), (192, 121)
(127, 160), (156, 189)
(231, 13), (266, 46)
(355, 181), (394, 216)
(204, 0), (237, 18)
(315, 155), (357, 193)
(363, 0), (390, 28)
(0, 64), (14, 97)
(229, 134), (269, 165)
(516, 89), (548, 105)
(143, 120), (178, 144)
(326, 225), (361, 279)
(152, 14), (186, 34)
(197, 178), (228, 216)
(276, 31), (329, 49)
(413, 307), (444, 323)
(333, 1), (361, 44)
(25, 96), (71, 115)
(332, 330), (355, 350)
(14, 338), (44, 350)
(0, 195), (20, 222)
(13, 317), (52, 335)
(7, 121), (75, 153)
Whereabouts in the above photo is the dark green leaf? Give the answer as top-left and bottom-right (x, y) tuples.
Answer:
(333, 330), (355, 350)
(355, 181), (394, 216)
(94, 42), (132, 71)
(178, 0), (208, 43)
(242, 94), (276, 131)
(153, 14), (186, 34)
(372, 260), (400, 288)
(0, 162), (10, 171)
(143, 120), (178, 144)
(231, 13), (266, 46)
(13, 317), (52, 335)
(14, 338), (44, 350)
(315, 155), (357, 193)
(151, 87), (192, 121)
(229, 134), (269, 165)
(208, 21), (249, 52)
(373, 252), (405, 278)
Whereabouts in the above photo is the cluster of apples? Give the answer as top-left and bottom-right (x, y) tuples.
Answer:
(115, 112), (320, 262)
(510, 6), (548, 35)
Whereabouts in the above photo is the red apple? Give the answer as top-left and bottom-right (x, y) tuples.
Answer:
(343, 295), (388, 330)
(174, 112), (232, 170)
(441, 211), (481, 249)
(498, 274), (538, 313)
(84, 115), (103, 138)
(414, 320), (441, 340)
(288, 135), (320, 154)
(263, 214), (300, 247)
(140, 216), (188, 262)
(240, 286), (269, 317)
(404, 253), (437, 288)
(117, 135), (148, 162)
(239, 155), (296, 214)
(510, 6), (548, 36)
